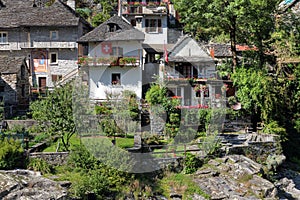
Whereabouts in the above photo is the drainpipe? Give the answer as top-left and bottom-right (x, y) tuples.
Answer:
(118, 0), (122, 16)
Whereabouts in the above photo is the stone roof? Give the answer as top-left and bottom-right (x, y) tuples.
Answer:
(207, 43), (232, 57)
(78, 15), (145, 42)
(0, 0), (85, 28)
(0, 56), (26, 74)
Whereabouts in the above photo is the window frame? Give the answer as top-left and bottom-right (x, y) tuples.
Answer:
(111, 73), (121, 85)
(49, 52), (58, 65)
(145, 19), (162, 33)
(0, 32), (8, 44)
(50, 31), (58, 40)
(110, 47), (123, 57)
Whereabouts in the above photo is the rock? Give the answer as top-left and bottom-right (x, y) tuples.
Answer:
(0, 170), (69, 200)
(194, 155), (277, 199)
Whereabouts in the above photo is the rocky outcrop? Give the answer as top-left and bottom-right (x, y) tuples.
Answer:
(0, 170), (69, 200)
(193, 155), (277, 199)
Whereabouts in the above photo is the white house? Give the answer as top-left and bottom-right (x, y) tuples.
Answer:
(163, 35), (221, 107)
(77, 16), (145, 100)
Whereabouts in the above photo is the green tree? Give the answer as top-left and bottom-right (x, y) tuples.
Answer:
(231, 67), (277, 129)
(30, 83), (76, 151)
(173, 0), (279, 71)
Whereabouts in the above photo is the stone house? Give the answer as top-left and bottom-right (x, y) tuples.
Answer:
(163, 35), (225, 107)
(0, 0), (92, 92)
(0, 54), (31, 116)
(77, 15), (145, 100)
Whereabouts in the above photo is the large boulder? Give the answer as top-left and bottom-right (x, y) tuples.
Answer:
(193, 155), (277, 199)
(0, 170), (69, 200)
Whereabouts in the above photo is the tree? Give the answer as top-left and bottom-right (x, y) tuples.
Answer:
(231, 67), (277, 130)
(30, 83), (76, 151)
(173, 0), (280, 71)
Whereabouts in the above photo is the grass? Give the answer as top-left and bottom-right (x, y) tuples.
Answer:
(43, 134), (81, 152)
(43, 134), (134, 152)
(110, 137), (134, 149)
(157, 172), (210, 199)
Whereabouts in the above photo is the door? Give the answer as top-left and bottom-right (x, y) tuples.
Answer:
(38, 77), (46, 92)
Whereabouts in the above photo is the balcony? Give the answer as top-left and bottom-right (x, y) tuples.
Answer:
(122, 2), (167, 15)
(78, 56), (140, 67)
(20, 41), (77, 49)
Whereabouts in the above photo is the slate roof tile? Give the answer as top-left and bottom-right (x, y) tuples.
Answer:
(0, 0), (84, 28)
(78, 15), (144, 42)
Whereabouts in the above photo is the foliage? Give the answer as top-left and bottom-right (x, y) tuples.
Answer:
(67, 145), (98, 171)
(75, 0), (118, 27)
(231, 67), (278, 126)
(183, 153), (203, 174)
(263, 121), (287, 140)
(0, 138), (24, 169)
(64, 144), (131, 199)
(27, 158), (52, 174)
(173, 0), (279, 70)
(30, 83), (76, 151)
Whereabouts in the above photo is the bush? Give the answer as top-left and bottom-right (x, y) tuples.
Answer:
(27, 158), (52, 174)
(0, 138), (25, 169)
(183, 153), (203, 174)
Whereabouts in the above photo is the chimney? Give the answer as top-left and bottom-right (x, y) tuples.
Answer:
(66, 0), (75, 10)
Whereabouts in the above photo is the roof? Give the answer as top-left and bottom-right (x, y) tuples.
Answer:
(0, 55), (27, 74)
(0, 0), (86, 28)
(78, 15), (145, 42)
(168, 35), (214, 64)
(142, 43), (174, 53)
(207, 43), (232, 57)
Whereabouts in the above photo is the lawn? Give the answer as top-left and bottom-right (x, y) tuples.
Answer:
(43, 134), (134, 152)
(43, 134), (81, 152)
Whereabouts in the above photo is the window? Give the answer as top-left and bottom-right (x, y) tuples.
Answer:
(110, 47), (123, 57)
(131, 19), (137, 26)
(50, 52), (58, 64)
(50, 31), (58, 40)
(107, 23), (120, 32)
(52, 74), (62, 82)
(111, 73), (121, 85)
(0, 32), (8, 43)
(145, 19), (162, 33)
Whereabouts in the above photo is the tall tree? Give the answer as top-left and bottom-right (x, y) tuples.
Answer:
(173, 0), (280, 71)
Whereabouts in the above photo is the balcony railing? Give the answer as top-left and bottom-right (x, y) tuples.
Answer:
(122, 3), (167, 14)
(20, 41), (77, 49)
(78, 56), (140, 67)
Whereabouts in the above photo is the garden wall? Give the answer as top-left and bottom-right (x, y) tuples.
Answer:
(29, 152), (69, 165)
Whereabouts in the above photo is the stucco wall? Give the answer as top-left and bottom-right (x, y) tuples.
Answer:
(89, 66), (142, 99)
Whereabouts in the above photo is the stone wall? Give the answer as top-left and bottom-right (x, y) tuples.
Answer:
(0, 74), (18, 105)
(29, 152), (69, 165)
(5, 119), (37, 130)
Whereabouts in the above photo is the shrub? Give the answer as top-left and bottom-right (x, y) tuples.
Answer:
(0, 138), (24, 169)
(183, 153), (203, 174)
(27, 158), (52, 174)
